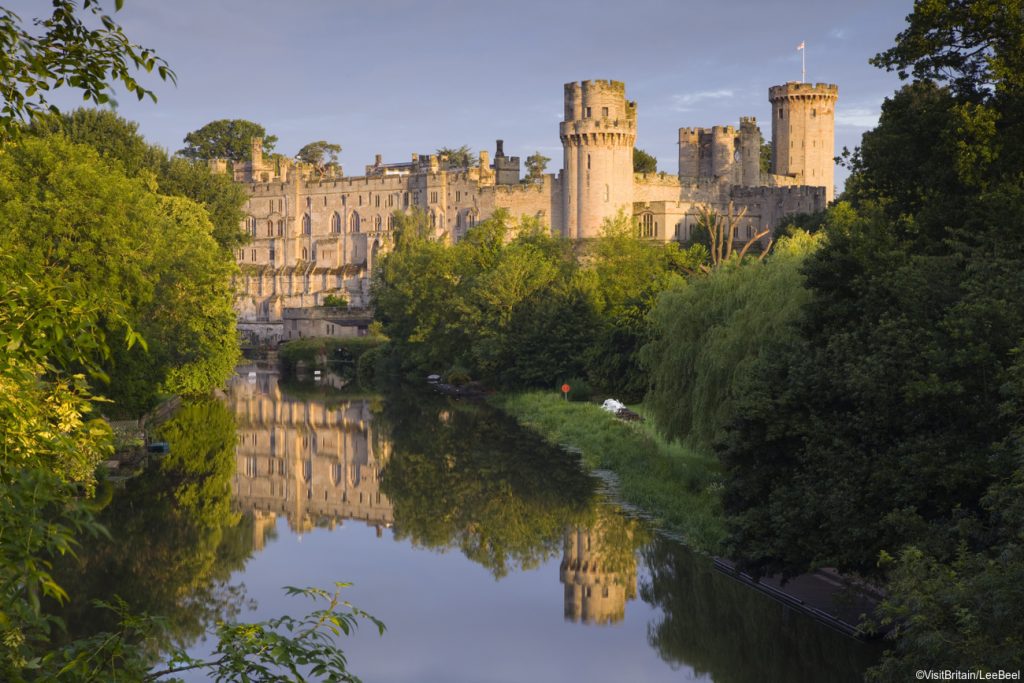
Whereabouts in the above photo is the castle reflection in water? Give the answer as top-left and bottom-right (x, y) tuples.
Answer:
(227, 368), (636, 624)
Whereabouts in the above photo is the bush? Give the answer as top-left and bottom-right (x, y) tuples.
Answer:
(322, 294), (347, 308)
(445, 364), (472, 386)
(561, 377), (592, 402)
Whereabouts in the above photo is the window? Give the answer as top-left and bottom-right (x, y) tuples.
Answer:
(641, 213), (656, 238)
(306, 197), (312, 209)
(602, 106), (608, 117)
(302, 247), (308, 260)
(331, 212), (341, 233)
(430, 191), (438, 203)
(269, 246), (275, 263)
(587, 154), (591, 170)
(779, 109), (784, 119)
(375, 215), (382, 231)
(811, 108), (817, 117)
(342, 195), (347, 206)
(375, 195), (380, 207)
(302, 214), (311, 235)
(350, 212), (360, 233)
(251, 249), (256, 261)
(267, 220), (273, 237)
(277, 219), (283, 236)
(278, 199), (283, 212)
(586, 106), (591, 117)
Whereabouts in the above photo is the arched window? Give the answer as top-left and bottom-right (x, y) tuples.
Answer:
(277, 219), (283, 236)
(267, 220), (273, 237)
(374, 215), (382, 232)
(311, 243), (317, 261)
(302, 247), (308, 260)
(331, 463), (343, 486)
(302, 214), (311, 235)
(350, 212), (360, 233)
(331, 212), (341, 234)
(641, 212), (656, 238)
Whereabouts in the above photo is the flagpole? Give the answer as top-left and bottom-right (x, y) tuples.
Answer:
(802, 43), (806, 83)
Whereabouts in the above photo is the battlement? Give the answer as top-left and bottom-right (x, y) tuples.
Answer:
(564, 79), (636, 122)
(769, 82), (838, 101)
(740, 116), (758, 127)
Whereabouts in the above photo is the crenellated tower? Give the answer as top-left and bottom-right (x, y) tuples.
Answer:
(560, 80), (636, 239)
(769, 82), (838, 202)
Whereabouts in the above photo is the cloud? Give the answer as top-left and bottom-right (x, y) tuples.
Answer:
(835, 107), (879, 128)
(829, 28), (847, 40)
(671, 89), (734, 112)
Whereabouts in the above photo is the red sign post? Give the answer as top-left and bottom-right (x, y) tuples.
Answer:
(561, 383), (570, 400)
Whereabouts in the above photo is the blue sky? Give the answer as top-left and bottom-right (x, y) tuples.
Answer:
(24, 0), (914, 190)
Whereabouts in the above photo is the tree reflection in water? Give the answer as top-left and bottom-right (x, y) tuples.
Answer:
(50, 399), (253, 660)
(378, 390), (602, 578)
(640, 535), (881, 682)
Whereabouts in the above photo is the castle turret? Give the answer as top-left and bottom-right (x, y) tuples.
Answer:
(739, 117), (761, 186)
(769, 82), (838, 202)
(677, 128), (700, 180)
(710, 125), (736, 181)
(560, 80), (636, 239)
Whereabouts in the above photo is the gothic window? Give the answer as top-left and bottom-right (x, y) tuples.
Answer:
(302, 247), (308, 260)
(375, 195), (380, 208)
(302, 459), (312, 482)
(641, 212), (656, 238)
(331, 463), (342, 486)
(269, 246), (275, 263)
(306, 197), (312, 209)
(267, 220), (273, 237)
(350, 212), (360, 233)
(277, 219), (283, 236)
(331, 212), (341, 234)
(278, 199), (283, 212)
(388, 215), (395, 230)
(374, 215), (382, 231)
(251, 249), (256, 261)
(302, 214), (311, 235)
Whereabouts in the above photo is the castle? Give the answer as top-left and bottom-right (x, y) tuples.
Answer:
(228, 79), (837, 343)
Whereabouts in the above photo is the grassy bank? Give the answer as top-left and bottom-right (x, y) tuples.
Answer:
(278, 336), (385, 372)
(492, 391), (725, 554)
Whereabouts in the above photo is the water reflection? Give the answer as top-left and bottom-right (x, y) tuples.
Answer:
(51, 368), (878, 681)
(561, 509), (642, 625)
(228, 371), (392, 537)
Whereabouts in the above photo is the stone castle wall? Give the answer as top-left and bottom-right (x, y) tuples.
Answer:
(229, 78), (837, 338)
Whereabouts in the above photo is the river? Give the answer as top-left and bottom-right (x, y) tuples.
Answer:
(55, 366), (881, 681)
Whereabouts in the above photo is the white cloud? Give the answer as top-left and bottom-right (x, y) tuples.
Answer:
(671, 89), (734, 111)
(835, 107), (879, 128)
(829, 28), (847, 40)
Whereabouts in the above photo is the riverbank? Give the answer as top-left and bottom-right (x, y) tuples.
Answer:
(492, 391), (725, 554)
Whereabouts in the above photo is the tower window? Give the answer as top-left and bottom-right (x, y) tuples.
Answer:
(586, 107), (592, 117)
(587, 154), (591, 170)
(602, 106), (608, 117)
(779, 109), (784, 119)
(812, 108), (817, 117)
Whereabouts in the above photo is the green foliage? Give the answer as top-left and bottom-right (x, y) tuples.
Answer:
(372, 209), (701, 396)
(703, 3), (1024, 674)
(0, 135), (240, 415)
(561, 377), (592, 402)
(495, 392), (725, 552)
(524, 151), (549, 182)
(759, 139), (771, 176)
(296, 140), (342, 178)
(35, 108), (250, 251)
(322, 294), (348, 308)
(633, 147), (657, 173)
(643, 231), (823, 450)
(435, 145), (477, 169)
(0, 0), (175, 139)
(379, 393), (597, 577)
(179, 119), (278, 162)
(279, 336), (385, 374)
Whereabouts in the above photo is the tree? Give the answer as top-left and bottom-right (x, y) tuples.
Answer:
(0, 0), (174, 138)
(179, 119), (278, 161)
(760, 139), (772, 176)
(436, 145), (477, 168)
(633, 147), (657, 173)
(37, 108), (250, 251)
(524, 151), (550, 182)
(694, 202), (770, 268)
(296, 140), (342, 178)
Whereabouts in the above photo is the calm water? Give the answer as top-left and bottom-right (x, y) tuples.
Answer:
(56, 367), (879, 682)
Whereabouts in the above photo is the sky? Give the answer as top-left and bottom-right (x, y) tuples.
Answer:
(21, 0), (915, 191)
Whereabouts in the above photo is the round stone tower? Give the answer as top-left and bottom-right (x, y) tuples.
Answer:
(560, 80), (636, 239)
(769, 82), (838, 202)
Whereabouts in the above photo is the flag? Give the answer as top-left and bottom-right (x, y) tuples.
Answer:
(797, 41), (805, 51)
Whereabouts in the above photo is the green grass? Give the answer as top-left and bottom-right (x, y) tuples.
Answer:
(492, 391), (726, 554)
